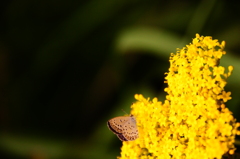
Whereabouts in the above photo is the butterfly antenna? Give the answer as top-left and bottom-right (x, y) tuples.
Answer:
(121, 109), (128, 115)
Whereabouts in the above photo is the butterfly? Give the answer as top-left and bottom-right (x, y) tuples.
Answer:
(107, 115), (139, 141)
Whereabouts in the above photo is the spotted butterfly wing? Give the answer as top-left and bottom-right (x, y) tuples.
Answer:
(107, 115), (138, 141)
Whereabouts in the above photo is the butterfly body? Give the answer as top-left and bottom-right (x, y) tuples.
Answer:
(107, 115), (139, 141)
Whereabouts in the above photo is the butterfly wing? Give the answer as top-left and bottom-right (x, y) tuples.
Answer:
(107, 116), (139, 141)
(121, 116), (139, 141)
(107, 116), (129, 135)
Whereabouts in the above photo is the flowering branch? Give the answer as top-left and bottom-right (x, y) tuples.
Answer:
(118, 34), (240, 159)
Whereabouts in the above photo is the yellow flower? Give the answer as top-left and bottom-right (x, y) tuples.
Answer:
(118, 34), (240, 159)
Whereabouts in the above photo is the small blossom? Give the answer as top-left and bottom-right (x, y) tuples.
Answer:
(218, 91), (232, 102)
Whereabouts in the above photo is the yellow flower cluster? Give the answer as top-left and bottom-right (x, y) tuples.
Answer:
(118, 34), (240, 159)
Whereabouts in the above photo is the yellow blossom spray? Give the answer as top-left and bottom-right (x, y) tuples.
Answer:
(118, 34), (240, 159)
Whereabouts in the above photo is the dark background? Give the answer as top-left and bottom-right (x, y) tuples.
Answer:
(1, 0), (240, 158)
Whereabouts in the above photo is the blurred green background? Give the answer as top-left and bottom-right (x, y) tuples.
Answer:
(1, 0), (240, 158)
